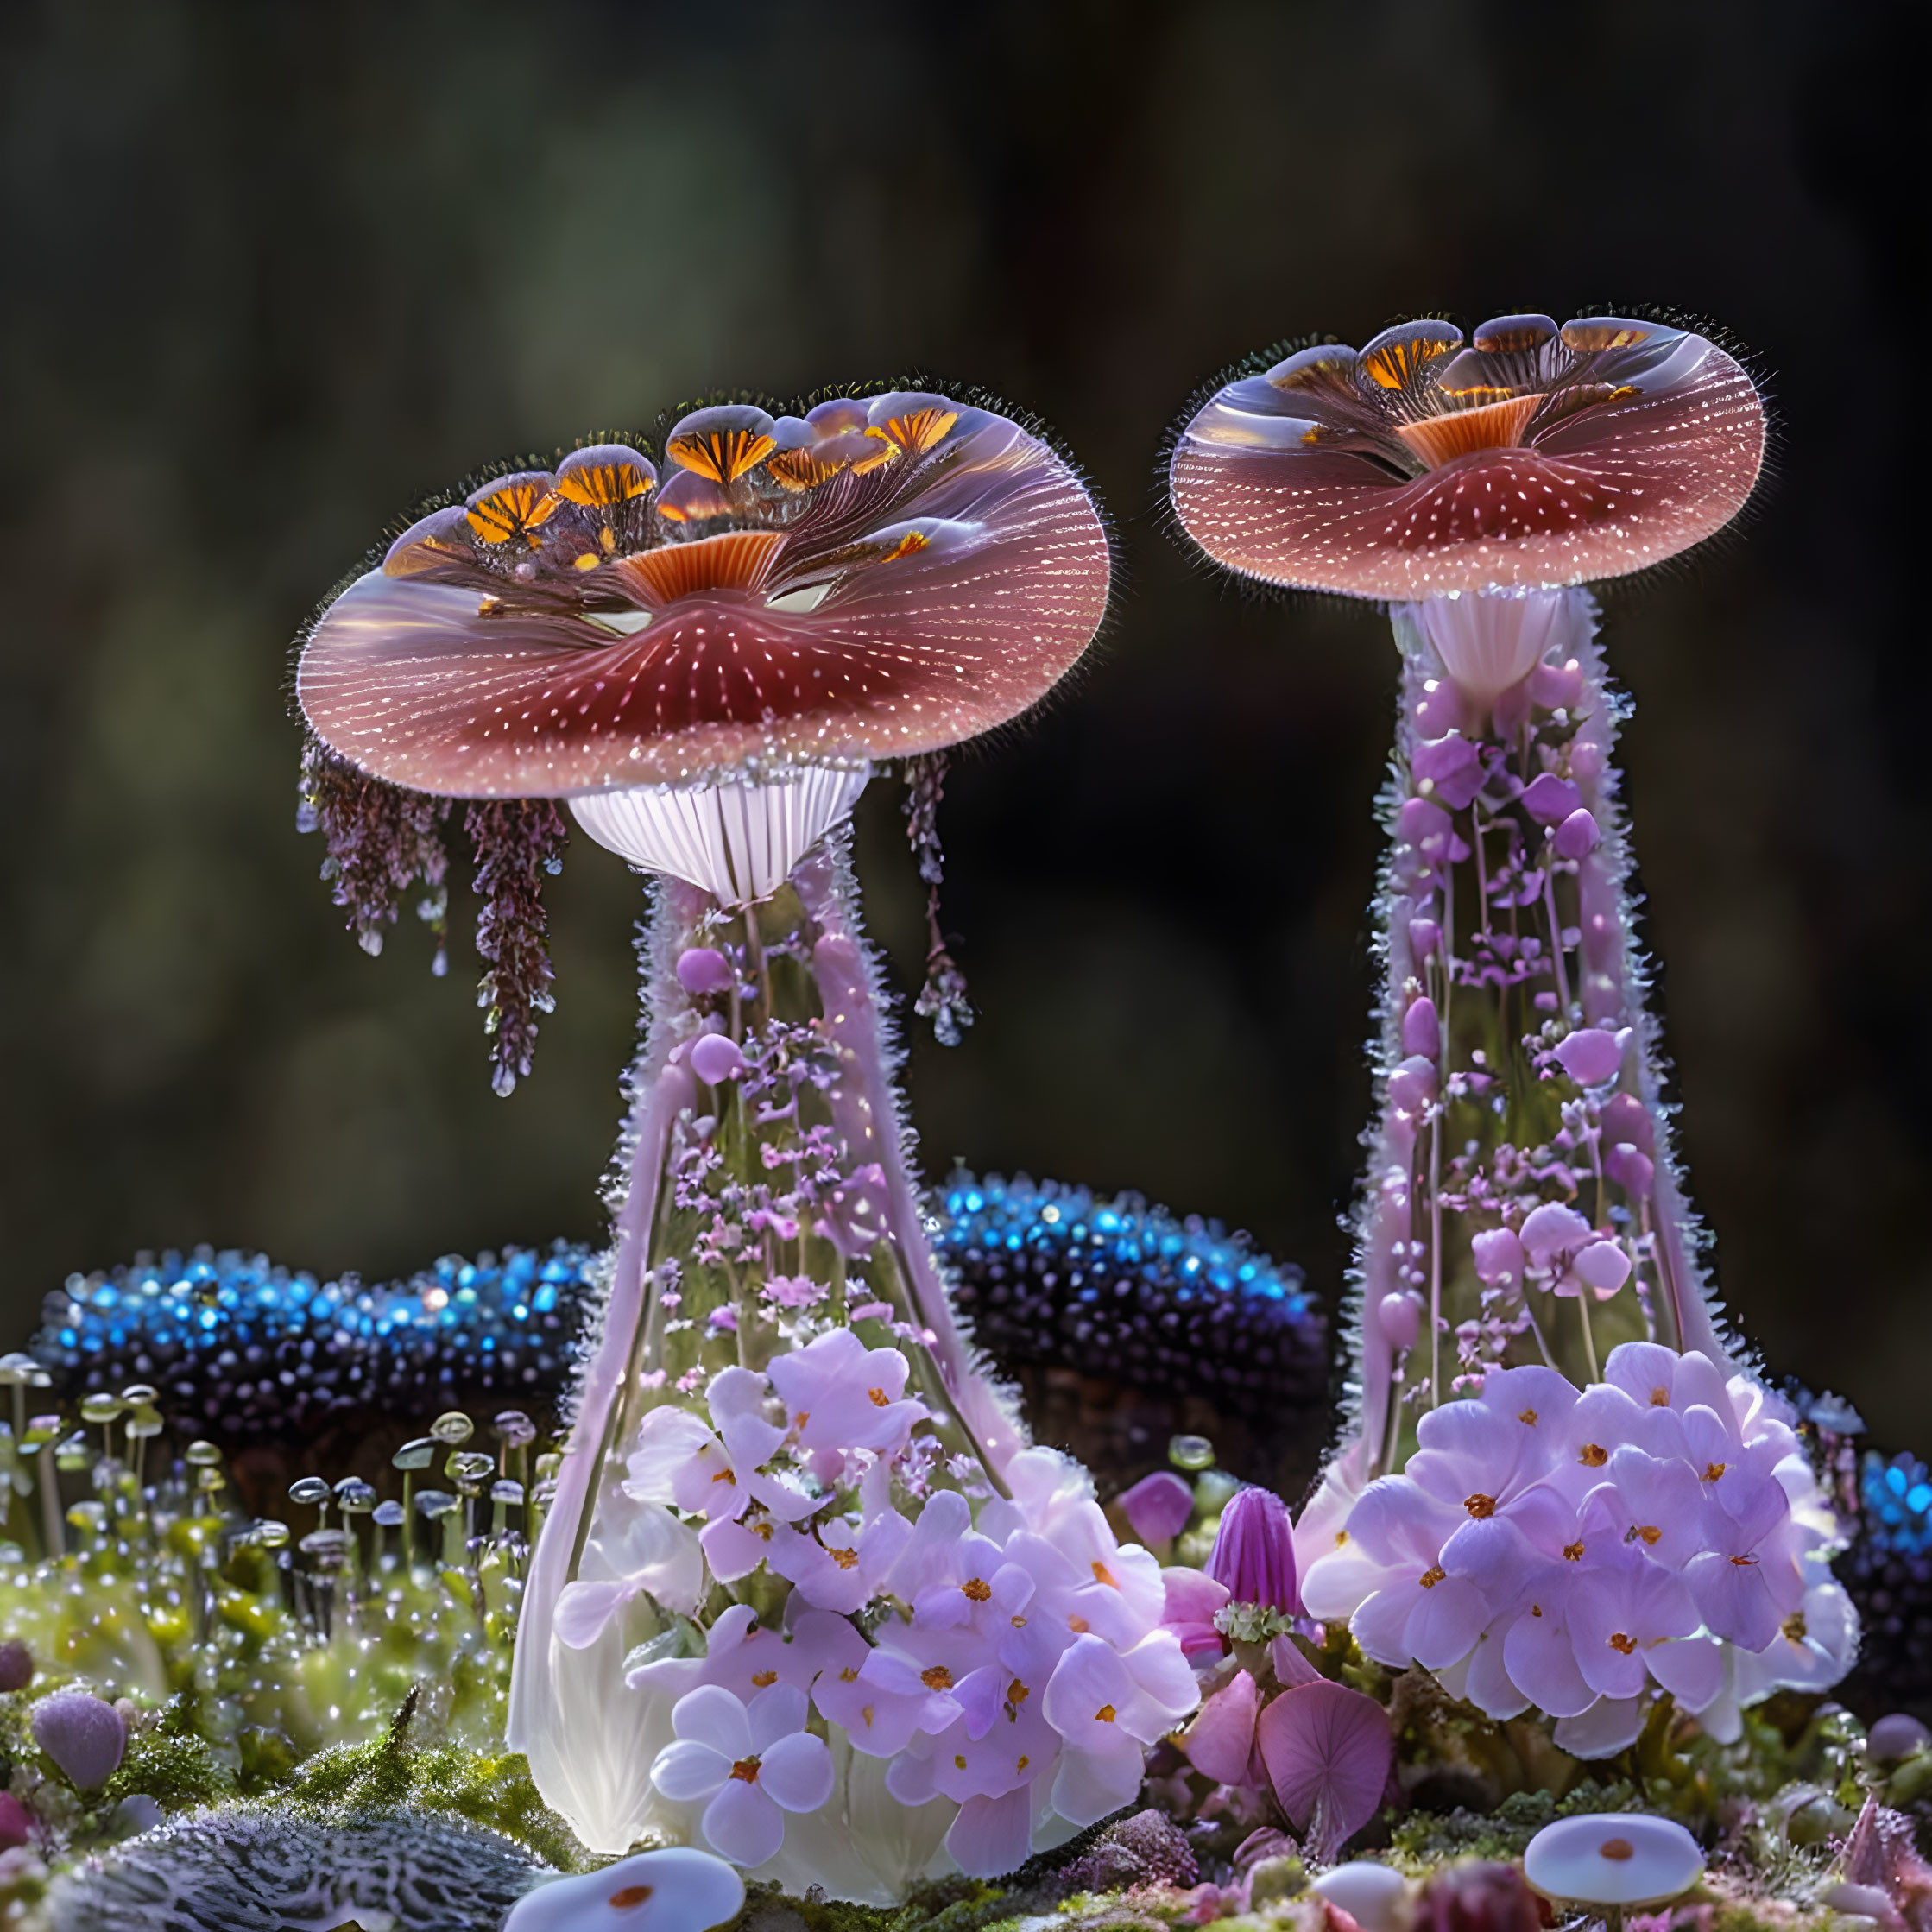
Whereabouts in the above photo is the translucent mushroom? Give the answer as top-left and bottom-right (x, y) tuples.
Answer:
(1170, 313), (1856, 1746)
(1523, 1813), (1704, 1929)
(297, 388), (1119, 1886)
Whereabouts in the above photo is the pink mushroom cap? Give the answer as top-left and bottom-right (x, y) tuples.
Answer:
(298, 390), (1110, 796)
(1170, 313), (1765, 598)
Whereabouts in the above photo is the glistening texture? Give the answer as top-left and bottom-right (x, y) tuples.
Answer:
(298, 393), (1110, 794)
(1170, 314), (1764, 597)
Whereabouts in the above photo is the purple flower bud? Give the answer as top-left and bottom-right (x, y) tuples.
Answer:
(1601, 1091), (1655, 1156)
(689, 1033), (747, 1086)
(1572, 1238), (1632, 1297)
(1551, 807), (1601, 861)
(1869, 1713), (1932, 1763)
(1407, 917), (1442, 963)
(1471, 1228), (1524, 1286)
(1378, 1291), (1423, 1352)
(1569, 741), (1606, 781)
(0, 1792), (31, 1851)
(675, 947), (736, 996)
(1411, 734), (1482, 811)
(1398, 796), (1458, 866)
(1387, 1053), (1438, 1115)
(1118, 1470), (1194, 1545)
(32, 1690), (126, 1790)
(1205, 1485), (1298, 1614)
(1553, 1026), (1626, 1088)
(1521, 772), (1583, 824)
(1519, 1202), (1591, 1265)
(1603, 1141), (1655, 1197)
(1528, 658), (1584, 711)
(0, 1640), (33, 1693)
(1402, 996), (1441, 1060)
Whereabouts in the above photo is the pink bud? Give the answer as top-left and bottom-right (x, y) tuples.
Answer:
(1204, 1486), (1299, 1614)
(1118, 1470), (1195, 1545)
(1522, 773), (1583, 824)
(1569, 741), (1606, 781)
(1601, 1091), (1655, 1156)
(689, 1033), (747, 1085)
(1387, 1054), (1438, 1114)
(1551, 808), (1601, 861)
(675, 946), (736, 996)
(1378, 1292), (1423, 1352)
(1604, 1142), (1655, 1197)
(1407, 918), (1442, 963)
(0, 1792), (30, 1851)
(1519, 1202), (1591, 1264)
(1573, 1239), (1632, 1297)
(1402, 997), (1441, 1060)
(1415, 679), (1466, 738)
(1554, 1026), (1626, 1088)
(1529, 658), (1584, 710)
(32, 1690), (125, 1790)
(1411, 735), (1482, 811)
(1471, 1228), (1525, 1285)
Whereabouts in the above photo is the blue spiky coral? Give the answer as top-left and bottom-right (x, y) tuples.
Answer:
(32, 1241), (597, 1442)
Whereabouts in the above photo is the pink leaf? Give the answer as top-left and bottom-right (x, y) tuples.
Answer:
(1255, 1679), (1392, 1864)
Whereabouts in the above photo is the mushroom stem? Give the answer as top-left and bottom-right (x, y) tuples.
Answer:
(1330, 586), (1735, 1482)
(508, 833), (1023, 1854)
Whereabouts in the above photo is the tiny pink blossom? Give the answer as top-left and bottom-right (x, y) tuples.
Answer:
(1521, 773), (1582, 824)
(766, 1324), (925, 1455)
(1553, 1026), (1627, 1088)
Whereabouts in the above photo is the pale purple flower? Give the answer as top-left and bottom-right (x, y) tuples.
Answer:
(766, 1501), (913, 1616)
(1203, 1487), (1298, 1613)
(1683, 1471), (1808, 1650)
(1405, 1396), (1559, 1533)
(1324, 1479), (1487, 1671)
(766, 1324), (925, 1455)
(628, 1603), (815, 1703)
(1042, 1631), (1199, 1827)
(1565, 1547), (1715, 1707)
(1580, 1446), (1709, 1572)
(1119, 1471), (1193, 1545)
(625, 1374), (817, 1526)
(652, 1683), (834, 1868)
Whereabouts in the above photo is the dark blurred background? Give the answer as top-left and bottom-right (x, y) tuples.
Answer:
(2, 1), (1922, 1439)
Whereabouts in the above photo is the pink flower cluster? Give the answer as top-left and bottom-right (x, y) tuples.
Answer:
(1299, 1342), (1856, 1754)
(597, 1330), (1196, 1877)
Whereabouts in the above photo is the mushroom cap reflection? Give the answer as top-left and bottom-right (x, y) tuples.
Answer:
(1169, 313), (1764, 598)
(299, 390), (1109, 795)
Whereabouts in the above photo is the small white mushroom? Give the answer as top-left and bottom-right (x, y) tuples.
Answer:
(1524, 1815), (1704, 1929)
(502, 1845), (744, 1932)
(1309, 1860), (1410, 1932)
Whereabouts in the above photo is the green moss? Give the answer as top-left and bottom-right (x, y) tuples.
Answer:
(100, 1727), (234, 1810)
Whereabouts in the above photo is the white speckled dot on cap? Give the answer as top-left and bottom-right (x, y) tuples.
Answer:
(1523, 1813), (1704, 1910)
(502, 1845), (745, 1932)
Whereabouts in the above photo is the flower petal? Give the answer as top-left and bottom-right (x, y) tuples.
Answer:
(701, 1778), (784, 1868)
(674, 1684), (754, 1759)
(945, 1786), (1033, 1879)
(757, 1732), (835, 1813)
(651, 1738), (730, 1803)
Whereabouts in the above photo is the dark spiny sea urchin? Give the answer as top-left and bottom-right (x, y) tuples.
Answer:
(1842, 1446), (1932, 1719)
(933, 1172), (1328, 1490)
(32, 1241), (598, 1452)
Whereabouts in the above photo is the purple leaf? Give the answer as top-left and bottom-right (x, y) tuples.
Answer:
(1255, 1678), (1392, 1865)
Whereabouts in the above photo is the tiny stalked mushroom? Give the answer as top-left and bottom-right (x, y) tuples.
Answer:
(1173, 313), (1854, 1747)
(294, 387), (1115, 1865)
